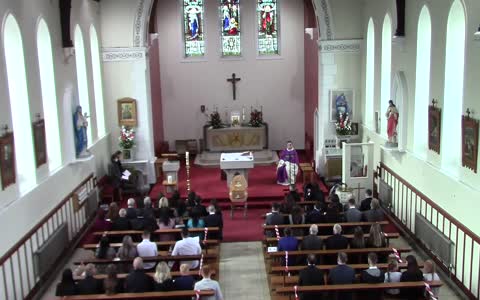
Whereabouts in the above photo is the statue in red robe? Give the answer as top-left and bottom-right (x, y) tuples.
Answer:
(386, 100), (399, 144)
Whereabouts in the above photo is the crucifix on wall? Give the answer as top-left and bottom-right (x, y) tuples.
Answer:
(227, 73), (241, 100)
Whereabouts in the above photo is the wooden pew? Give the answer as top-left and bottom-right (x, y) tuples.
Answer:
(264, 232), (399, 247)
(274, 281), (442, 299)
(92, 227), (220, 237)
(83, 240), (219, 251)
(61, 290), (215, 299)
(73, 253), (218, 266)
(92, 270), (215, 280)
(263, 221), (388, 232)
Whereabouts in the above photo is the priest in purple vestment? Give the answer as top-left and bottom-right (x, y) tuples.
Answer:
(277, 141), (300, 186)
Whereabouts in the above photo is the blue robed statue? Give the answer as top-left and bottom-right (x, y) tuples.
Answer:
(73, 105), (89, 157)
(276, 141), (299, 186)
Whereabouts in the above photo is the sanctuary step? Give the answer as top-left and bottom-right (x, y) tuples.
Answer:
(194, 149), (278, 167)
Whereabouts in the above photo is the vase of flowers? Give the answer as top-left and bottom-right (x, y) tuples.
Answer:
(119, 126), (135, 161)
(335, 112), (352, 136)
(208, 111), (223, 129)
(249, 109), (264, 127)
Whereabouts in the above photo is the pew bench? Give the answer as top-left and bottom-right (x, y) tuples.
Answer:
(274, 281), (443, 300)
(93, 227), (220, 237)
(263, 221), (389, 232)
(264, 232), (399, 247)
(61, 290), (215, 299)
(73, 253), (218, 266)
(92, 269), (216, 280)
(83, 239), (219, 252)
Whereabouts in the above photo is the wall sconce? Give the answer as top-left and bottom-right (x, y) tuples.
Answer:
(474, 25), (480, 40)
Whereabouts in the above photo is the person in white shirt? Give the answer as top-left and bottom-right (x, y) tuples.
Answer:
(384, 257), (402, 295)
(194, 264), (223, 300)
(171, 227), (202, 269)
(136, 231), (158, 270)
(423, 259), (441, 298)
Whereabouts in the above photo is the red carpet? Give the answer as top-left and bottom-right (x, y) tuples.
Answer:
(220, 208), (268, 242)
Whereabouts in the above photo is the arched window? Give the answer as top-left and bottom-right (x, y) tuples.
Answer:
(183, 0), (205, 57)
(380, 14), (392, 136)
(442, 0), (466, 173)
(220, 0), (241, 56)
(413, 6), (432, 156)
(37, 19), (62, 171)
(257, 0), (279, 56)
(74, 25), (92, 146)
(3, 14), (36, 191)
(89, 25), (106, 138)
(365, 18), (375, 128)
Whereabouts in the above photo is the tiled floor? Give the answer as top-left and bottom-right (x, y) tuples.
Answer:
(219, 242), (271, 299)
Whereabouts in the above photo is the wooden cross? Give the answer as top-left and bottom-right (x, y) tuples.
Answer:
(431, 98), (438, 108)
(466, 108), (471, 118)
(227, 73), (241, 100)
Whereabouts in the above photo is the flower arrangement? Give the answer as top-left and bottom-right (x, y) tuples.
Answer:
(208, 111), (223, 129)
(119, 126), (135, 149)
(249, 109), (264, 127)
(335, 112), (352, 135)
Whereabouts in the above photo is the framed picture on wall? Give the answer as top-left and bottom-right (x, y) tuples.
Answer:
(462, 115), (479, 173)
(0, 132), (16, 190)
(329, 89), (354, 122)
(32, 119), (47, 168)
(428, 104), (441, 154)
(117, 98), (137, 127)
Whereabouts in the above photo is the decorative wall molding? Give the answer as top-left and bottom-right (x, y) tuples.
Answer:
(133, 0), (153, 47)
(102, 47), (147, 62)
(318, 39), (363, 53)
(315, 0), (334, 40)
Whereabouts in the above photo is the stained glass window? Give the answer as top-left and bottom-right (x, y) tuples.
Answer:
(257, 0), (279, 55)
(220, 0), (241, 56)
(183, 0), (205, 57)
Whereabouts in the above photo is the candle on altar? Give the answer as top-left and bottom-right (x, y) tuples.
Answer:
(186, 151), (190, 166)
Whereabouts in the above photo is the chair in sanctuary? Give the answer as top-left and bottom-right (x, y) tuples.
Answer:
(229, 174), (248, 218)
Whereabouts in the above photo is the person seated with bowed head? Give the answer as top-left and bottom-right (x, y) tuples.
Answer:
(153, 262), (175, 291)
(158, 199), (177, 242)
(288, 205), (306, 236)
(328, 252), (355, 300)
(76, 263), (104, 295)
(125, 257), (154, 293)
(194, 264), (224, 300)
(305, 201), (325, 224)
(324, 195), (343, 223)
(111, 208), (131, 231)
(174, 263), (195, 290)
(301, 224), (323, 251)
(344, 198), (362, 222)
(278, 227), (299, 252)
(360, 252), (385, 300)
(423, 260), (441, 298)
(363, 198), (385, 222)
(55, 268), (78, 296)
(171, 227), (202, 269)
(126, 198), (138, 220)
(136, 231), (158, 271)
(350, 226), (366, 249)
(359, 189), (373, 212)
(400, 255), (424, 300)
(204, 205), (223, 240)
(298, 254), (324, 300)
(384, 256), (402, 296)
(325, 224), (349, 250)
(103, 264), (124, 295)
(187, 208), (206, 239)
(266, 202), (284, 225)
(105, 202), (120, 222)
(96, 236), (116, 260)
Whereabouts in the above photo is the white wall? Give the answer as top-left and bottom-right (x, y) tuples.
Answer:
(156, 0), (305, 150)
(360, 0), (480, 235)
(0, 0), (110, 256)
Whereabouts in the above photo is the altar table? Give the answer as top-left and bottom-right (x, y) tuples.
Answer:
(220, 152), (254, 187)
(204, 124), (268, 152)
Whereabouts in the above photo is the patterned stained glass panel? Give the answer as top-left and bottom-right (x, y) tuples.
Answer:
(184, 0), (205, 57)
(220, 0), (241, 56)
(257, 0), (279, 55)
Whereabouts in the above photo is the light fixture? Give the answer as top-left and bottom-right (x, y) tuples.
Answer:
(475, 25), (480, 39)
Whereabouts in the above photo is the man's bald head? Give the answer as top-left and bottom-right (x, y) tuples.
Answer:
(133, 257), (144, 270)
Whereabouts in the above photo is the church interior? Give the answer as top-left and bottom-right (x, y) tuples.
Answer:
(0, 0), (479, 299)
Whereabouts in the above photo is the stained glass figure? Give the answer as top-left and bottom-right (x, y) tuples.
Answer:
(184, 0), (205, 57)
(257, 0), (279, 55)
(220, 0), (241, 56)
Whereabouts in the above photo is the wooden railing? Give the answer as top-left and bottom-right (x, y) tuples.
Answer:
(0, 174), (97, 300)
(378, 163), (480, 300)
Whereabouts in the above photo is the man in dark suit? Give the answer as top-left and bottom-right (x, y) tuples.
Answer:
(328, 252), (356, 300)
(265, 203), (284, 237)
(301, 224), (323, 250)
(111, 208), (131, 231)
(77, 264), (103, 294)
(298, 254), (324, 300)
(204, 205), (223, 240)
(126, 198), (138, 219)
(125, 257), (154, 292)
(305, 201), (325, 224)
(363, 199), (385, 222)
(345, 198), (362, 222)
(359, 189), (373, 211)
(325, 224), (349, 250)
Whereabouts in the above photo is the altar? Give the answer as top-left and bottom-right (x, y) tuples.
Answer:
(220, 152), (254, 187)
(204, 124), (268, 152)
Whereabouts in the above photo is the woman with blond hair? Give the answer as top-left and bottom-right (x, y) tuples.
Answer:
(367, 223), (386, 248)
(384, 257), (402, 295)
(117, 235), (137, 272)
(153, 262), (175, 291)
